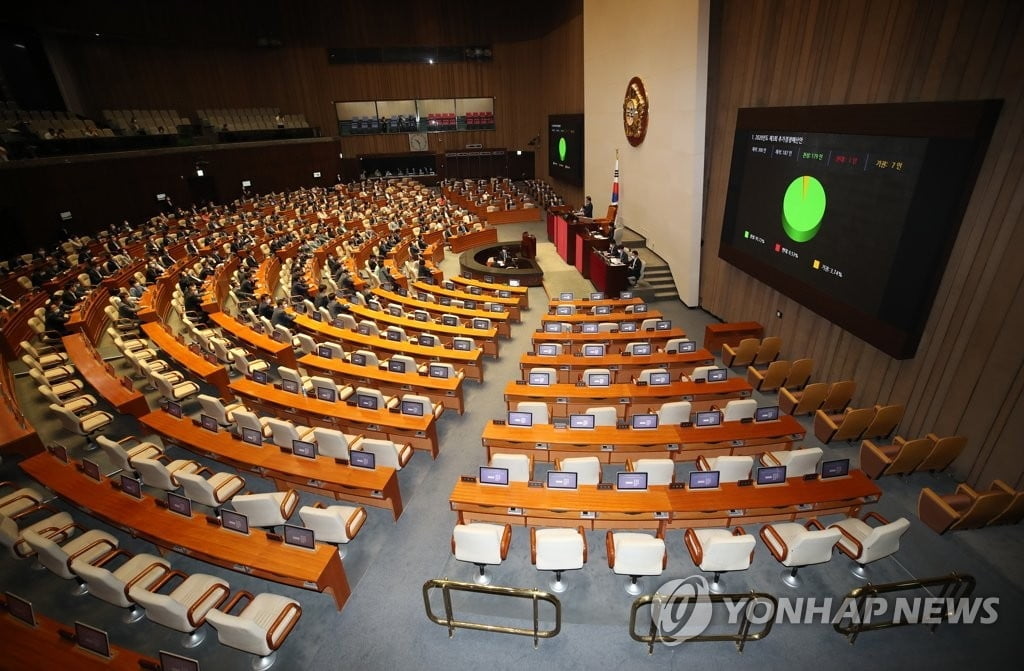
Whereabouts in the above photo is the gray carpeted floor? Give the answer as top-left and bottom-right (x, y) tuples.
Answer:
(1, 220), (1020, 669)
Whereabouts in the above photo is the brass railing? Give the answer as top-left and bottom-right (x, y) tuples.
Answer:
(629, 591), (778, 654)
(422, 579), (561, 647)
(834, 572), (976, 644)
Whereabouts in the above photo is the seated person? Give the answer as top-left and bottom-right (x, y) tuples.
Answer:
(627, 250), (643, 284)
(44, 302), (70, 336)
(271, 298), (297, 328)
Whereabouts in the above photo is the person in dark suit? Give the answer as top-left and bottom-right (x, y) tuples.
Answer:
(257, 294), (275, 321)
(314, 285), (330, 310)
(271, 298), (297, 328)
(44, 302), (70, 336)
(580, 196), (594, 218)
(416, 259), (433, 280)
(627, 250), (643, 284)
(184, 239), (199, 256)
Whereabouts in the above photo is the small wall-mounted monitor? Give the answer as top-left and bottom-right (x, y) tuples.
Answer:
(707, 368), (728, 382)
(167, 492), (192, 517)
(507, 411), (533, 427)
(587, 372), (611, 387)
(317, 387), (337, 403)
(616, 472), (648, 491)
(689, 470), (720, 489)
(821, 458), (851, 479)
(529, 371), (551, 386)
(401, 400), (424, 416)
(283, 524), (316, 549)
(350, 450), (376, 469)
(220, 509), (249, 535)
(583, 344), (606, 357)
(281, 378), (300, 393)
(156, 193), (167, 201)
(428, 363), (449, 378)
(241, 426), (263, 446)
(293, 440), (317, 459)
(755, 405), (780, 422)
(631, 414), (659, 430)
(479, 466), (509, 486)
(649, 371), (671, 386)
(200, 414), (218, 432)
(59, 211), (73, 221)
(312, 171), (322, 178)
(356, 393), (378, 409)
(547, 471), (578, 490)
(569, 414), (596, 429)
(756, 465), (787, 485)
(695, 411), (723, 427)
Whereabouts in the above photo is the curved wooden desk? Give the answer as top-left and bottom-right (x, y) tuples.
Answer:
(20, 452), (351, 610)
(141, 410), (403, 519)
(299, 353), (464, 414)
(62, 333), (150, 417)
(448, 227), (499, 254)
(449, 471), (881, 530)
(208, 311), (297, 369)
(371, 287), (513, 337)
(531, 327), (689, 355)
(410, 279), (523, 321)
(541, 309), (664, 324)
(503, 378), (753, 418)
(459, 243), (544, 287)
(292, 314), (484, 382)
(230, 378), (440, 458)
(519, 349), (716, 384)
(340, 303), (500, 358)
(452, 275), (530, 308)
(141, 322), (233, 399)
(481, 414), (806, 464)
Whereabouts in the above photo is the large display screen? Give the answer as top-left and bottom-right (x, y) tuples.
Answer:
(549, 114), (584, 186)
(719, 101), (1000, 359)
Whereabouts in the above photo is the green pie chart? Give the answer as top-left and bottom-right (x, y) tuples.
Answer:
(558, 137), (567, 162)
(782, 176), (826, 243)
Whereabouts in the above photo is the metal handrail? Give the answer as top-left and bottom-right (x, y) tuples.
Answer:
(834, 572), (976, 644)
(422, 578), (561, 647)
(630, 591), (778, 654)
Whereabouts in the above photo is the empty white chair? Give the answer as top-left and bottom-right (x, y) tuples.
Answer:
(22, 525), (118, 594)
(759, 519), (842, 587)
(197, 394), (246, 428)
(310, 376), (353, 402)
(128, 569), (231, 647)
(132, 457), (200, 492)
(71, 551), (171, 623)
(348, 349), (379, 367)
(489, 453), (533, 482)
(384, 326), (408, 342)
(722, 399), (758, 422)
(1, 508), (73, 559)
(334, 313), (358, 330)
(531, 525), (587, 593)
(829, 513), (911, 579)
(356, 438), (412, 470)
(154, 372), (200, 404)
(233, 409), (272, 439)
(311, 427), (362, 460)
(23, 355), (74, 384)
(278, 366), (314, 394)
(626, 458), (675, 486)
(293, 333), (318, 356)
(555, 456), (602, 485)
(450, 335), (473, 350)
(584, 406), (618, 427)
(635, 368), (669, 384)
(298, 503), (367, 558)
(655, 400), (692, 425)
(696, 455), (754, 483)
(354, 386), (398, 410)
(582, 368), (612, 387)
(690, 365), (717, 381)
(317, 342), (346, 360)
(37, 384), (97, 414)
(357, 320), (379, 337)
(96, 435), (163, 474)
(50, 403), (113, 450)
(640, 318), (659, 330)
(0, 482), (46, 518)
(452, 522), (511, 585)
(664, 338), (695, 354)
(27, 368), (84, 399)
(400, 393), (443, 419)
(233, 350), (270, 377)
(175, 468), (246, 511)
(553, 303), (576, 315)
(760, 447), (823, 477)
(388, 354), (418, 373)
(206, 591), (302, 670)
(264, 418), (315, 448)
(606, 530), (667, 595)
(516, 401), (549, 425)
(229, 490), (299, 529)
(19, 340), (68, 368)
(683, 527), (756, 593)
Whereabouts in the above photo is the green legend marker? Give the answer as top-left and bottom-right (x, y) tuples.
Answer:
(744, 231), (749, 238)
(782, 175), (826, 243)
(558, 137), (567, 162)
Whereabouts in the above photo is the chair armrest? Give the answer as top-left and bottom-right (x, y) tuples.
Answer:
(733, 526), (748, 536)
(499, 523), (512, 559)
(862, 511), (891, 526)
(683, 528), (702, 564)
(216, 589), (254, 616)
(579, 525), (588, 563)
(605, 531), (616, 568)
(758, 525), (788, 562)
(195, 466), (214, 477)
(696, 455), (710, 471)
(266, 601), (303, 651)
(804, 518), (825, 530)
(280, 490), (300, 519)
(186, 582), (230, 628)
(89, 547), (133, 569)
(124, 563), (177, 600)
(529, 527), (537, 565)
(214, 475), (246, 502)
(917, 488), (960, 534)
(346, 507), (367, 539)
(65, 537), (119, 571)
(760, 451), (781, 467)
(398, 444), (414, 467)
(831, 524), (864, 559)
(892, 435), (906, 446)
(990, 480), (1015, 495)
(955, 483), (980, 498)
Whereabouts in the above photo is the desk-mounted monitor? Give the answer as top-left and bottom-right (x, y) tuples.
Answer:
(590, 292), (605, 300)
(616, 472), (648, 491)
(595, 305), (612, 315)
(569, 414), (596, 429)
(439, 296), (452, 306)
(119, 474), (143, 499)
(490, 304), (504, 313)
(386, 329), (402, 342)
(707, 368), (728, 382)
(483, 276), (494, 284)
(472, 318), (489, 330)
(81, 458), (101, 482)
(649, 371), (671, 386)
(689, 470), (720, 490)
(755, 405), (780, 422)
(388, 359), (407, 374)
(559, 292), (574, 300)
(356, 393), (378, 410)
(544, 322), (562, 333)
(252, 369), (269, 384)
(631, 343), (652, 356)
(619, 322), (637, 333)
(316, 387), (337, 403)
(631, 414), (659, 430)
(200, 414), (218, 432)
(165, 400), (183, 418)
(479, 466), (509, 486)
(528, 371), (551, 386)
(821, 458), (851, 479)
(677, 340), (697, 353)
(581, 323), (599, 334)
(444, 281), (456, 290)
(453, 339), (471, 351)
(587, 372), (611, 387)
(633, 304), (648, 314)
(241, 426), (263, 446)
(509, 279), (521, 287)
(428, 363), (449, 379)
(619, 291), (633, 299)
(418, 334), (434, 346)
(317, 345), (333, 359)
(547, 471), (578, 490)
(507, 411), (533, 427)
(756, 465), (787, 485)
(655, 320), (671, 331)
(283, 524), (316, 549)
(414, 310), (430, 322)
(464, 300), (479, 311)
(167, 492), (192, 517)
(442, 315), (458, 327)
(401, 400), (424, 416)
(695, 411), (722, 427)
(74, 621), (111, 658)
(159, 651), (200, 671)
(220, 509), (249, 535)
(556, 305), (573, 316)
(469, 286), (483, 295)
(350, 353), (367, 366)
(281, 378), (300, 393)
(583, 344), (606, 357)
(498, 290), (512, 298)
(292, 439), (317, 459)
(349, 450), (375, 469)
(4, 592), (35, 627)
(358, 324), (371, 336)
(537, 344), (559, 356)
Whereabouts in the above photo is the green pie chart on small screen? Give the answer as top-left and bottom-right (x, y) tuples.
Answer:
(558, 138), (567, 162)
(782, 176), (826, 243)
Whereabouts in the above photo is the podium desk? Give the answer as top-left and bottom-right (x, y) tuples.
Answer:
(299, 353), (465, 414)
(21, 452), (351, 610)
(503, 378), (753, 418)
(208, 311), (297, 369)
(531, 327), (688, 355)
(292, 314), (484, 382)
(449, 471), (880, 530)
(519, 349), (715, 384)
(230, 378), (440, 458)
(481, 414), (805, 464)
(141, 411), (403, 519)
(589, 250), (630, 297)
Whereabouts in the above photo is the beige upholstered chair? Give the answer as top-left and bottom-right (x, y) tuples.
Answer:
(814, 407), (874, 443)
(721, 338), (759, 368)
(778, 382), (827, 416)
(759, 519), (841, 588)
(206, 591), (302, 670)
(859, 436), (932, 478)
(917, 483), (1012, 534)
(229, 490), (299, 529)
(684, 527), (756, 593)
(298, 503), (367, 558)
(760, 447), (823, 477)
(747, 360), (791, 392)
(626, 458), (675, 485)
(452, 522), (512, 585)
(606, 529), (667, 595)
(829, 512), (911, 579)
(915, 434), (967, 474)
(71, 550), (171, 622)
(128, 568), (231, 647)
(175, 468), (245, 511)
(489, 453), (533, 482)
(695, 455), (753, 483)
(531, 526), (587, 593)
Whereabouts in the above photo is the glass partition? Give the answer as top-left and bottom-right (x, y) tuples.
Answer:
(336, 97), (494, 136)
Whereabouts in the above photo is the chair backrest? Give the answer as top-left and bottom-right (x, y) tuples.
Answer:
(528, 367), (557, 386)
(174, 472), (218, 506)
(534, 527), (585, 571)
(786, 527), (842, 566)
(490, 453), (532, 482)
(385, 326), (408, 342)
(358, 320), (379, 336)
(132, 457), (180, 491)
(821, 380), (856, 412)
(664, 338), (694, 354)
(453, 523), (506, 564)
(774, 447), (823, 477)
(611, 532), (665, 575)
(858, 518), (911, 563)
(311, 427), (353, 460)
(554, 304), (576, 315)
(656, 401), (692, 425)
(784, 358), (813, 389)
(294, 333), (317, 355)
(951, 491), (1012, 531)
(630, 458), (675, 485)
(752, 336), (782, 365)
(862, 404), (904, 440)
(516, 401), (549, 425)
(833, 407), (875, 442)
(582, 368), (612, 387)
(152, 374), (177, 400)
(49, 404), (84, 435)
(73, 553), (169, 608)
(96, 436), (134, 472)
(885, 438), (933, 476)
(751, 360), (791, 391)
(988, 483), (1024, 526)
(698, 531), (756, 572)
(391, 354), (418, 371)
(279, 367), (308, 389)
(690, 366), (716, 381)
(401, 394), (432, 416)
(722, 399), (758, 422)
(196, 395), (230, 425)
(640, 318), (659, 331)
(723, 338), (759, 367)
(786, 382), (828, 415)
(352, 349), (379, 367)
(556, 456), (601, 485)
(916, 435), (967, 473)
(359, 438), (401, 468)
(21, 529), (76, 578)
(355, 387), (387, 409)
(585, 406), (618, 427)
(636, 368), (669, 384)
(706, 456), (753, 483)
(265, 418), (302, 446)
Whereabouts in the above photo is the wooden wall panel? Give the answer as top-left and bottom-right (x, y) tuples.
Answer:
(702, 0), (1024, 486)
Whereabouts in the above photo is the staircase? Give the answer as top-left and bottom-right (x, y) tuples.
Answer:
(619, 228), (678, 303)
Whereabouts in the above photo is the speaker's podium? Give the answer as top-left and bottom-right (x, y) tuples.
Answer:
(521, 232), (536, 259)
